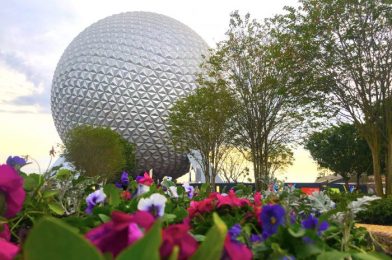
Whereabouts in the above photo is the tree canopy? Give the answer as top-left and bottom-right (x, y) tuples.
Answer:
(64, 125), (135, 181)
(168, 84), (236, 191)
(276, 0), (392, 195)
(305, 124), (373, 187)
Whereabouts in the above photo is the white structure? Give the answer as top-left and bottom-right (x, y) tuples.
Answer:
(51, 12), (209, 179)
(187, 151), (224, 183)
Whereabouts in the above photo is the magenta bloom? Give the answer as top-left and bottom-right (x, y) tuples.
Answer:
(160, 224), (198, 260)
(0, 239), (19, 260)
(223, 235), (252, 260)
(136, 172), (154, 186)
(0, 165), (25, 218)
(0, 224), (11, 241)
(260, 204), (285, 239)
(86, 211), (154, 256)
(217, 189), (250, 208)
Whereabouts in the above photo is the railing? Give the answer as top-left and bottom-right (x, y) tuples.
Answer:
(189, 182), (368, 193)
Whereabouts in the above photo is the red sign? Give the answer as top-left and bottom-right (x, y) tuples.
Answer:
(301, 187), (320, 195)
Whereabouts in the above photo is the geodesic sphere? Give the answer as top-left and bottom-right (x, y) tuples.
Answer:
(51, 12), (208, 179)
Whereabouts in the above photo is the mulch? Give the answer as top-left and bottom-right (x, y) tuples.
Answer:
(356, 223), (392, 255)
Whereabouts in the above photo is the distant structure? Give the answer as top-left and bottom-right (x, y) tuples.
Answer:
(187, 151), (224, 183)
(51, 12), (209, 179)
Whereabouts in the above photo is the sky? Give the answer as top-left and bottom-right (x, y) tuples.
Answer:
(0, 0), (320, 182)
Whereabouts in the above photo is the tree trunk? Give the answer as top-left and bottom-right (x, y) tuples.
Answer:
(204, 161), (211, 192)
(368, 139), (384, 196)
(386, 129), (392, 195)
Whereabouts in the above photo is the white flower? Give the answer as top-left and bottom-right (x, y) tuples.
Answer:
(137, 193), (167, 217)
(136, 184), (150, 196)
(166, 186), (178, 198)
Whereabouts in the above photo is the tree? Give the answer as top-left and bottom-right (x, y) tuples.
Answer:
(201, 12), (307, 190)
(218, 147), (251, 183)
(305, 124), (373, 189)
(64, 125), (135, 181)
(168, 84), (237, 191)
(278, 0), (392, 195)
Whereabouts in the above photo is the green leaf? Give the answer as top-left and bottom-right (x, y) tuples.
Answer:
(23, 173), (43, 191)
(48, 202), (65, 215)
(116, 220), (162, 260)
(162, 213), (177, 223)
(192, 234), (206, 242)
(24, 217), (103, 260)
(56, 169), (73, 180)
(317, 251), (350, 260)
(288, 227), (306, 238)
(98, 214), (111, 223)
(352, 252), (391, 260)
(43, 190), (59, 198)
(103, 184), (121, 207)
(168, 246), (179, 260)
(190, 213), (228, 260)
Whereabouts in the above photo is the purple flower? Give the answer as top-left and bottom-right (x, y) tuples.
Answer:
(250, 234), (263, 243)
(115, 172), (129, 190)
(260, 204), (285, 239)
(182, 183), (194, 199)
(137, 193), (167, 217)
(301, 215), (329, 235)
(6, 156), (26, 169)
(0, 165), (25, 218)
(228, 224), (242, 242)
(85, 189), (106, 214)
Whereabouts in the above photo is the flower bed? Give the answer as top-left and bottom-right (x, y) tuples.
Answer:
(0, 156), (390, 259)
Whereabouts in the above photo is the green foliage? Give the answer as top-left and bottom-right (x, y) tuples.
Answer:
(24, 217), (103, 260)
(357, 196), (392, 225)
(191, 213), (227, 260)
(119, 138), (137, 175)
(117, 220), (162, 260)
(305, 124), (372, 184)
(64, 125), (135, 180)
(168, 84), (236, 189)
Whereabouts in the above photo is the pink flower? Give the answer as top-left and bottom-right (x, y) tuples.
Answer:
(0, 165), (25, 218)
(0, 239), (19, 260)
(223, 235), (252, 260)
(121, 190), (131, 200)
(216, 190), (250, 208)
(253, 192), (263, 219)
(0, 224), (11, 241)
(86, 211), (154, 256)
(187, 197), (215, 218)
(136, 172), (154, 186)
(160, 224), (198, 260)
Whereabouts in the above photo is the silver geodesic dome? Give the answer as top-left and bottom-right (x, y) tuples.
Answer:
(51, 12), (208, 179)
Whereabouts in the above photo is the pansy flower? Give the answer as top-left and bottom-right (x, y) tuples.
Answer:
(115, 171), (129, 190)
(136, 172), (154, 186)
(86, 211), (153, 256)
(182, 183), (195, 199)
(85, 189), (106, 214)
(301, 214), (329, 235)
(6, 156), (26, 169)
(160, 223), (198, 260)
(137, 193), (167, 217)
(260, 204), (285, 239)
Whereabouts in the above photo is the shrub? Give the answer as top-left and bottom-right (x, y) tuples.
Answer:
(356, 196), (392, 225)
(64, 125), (134, 180)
